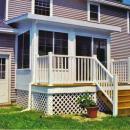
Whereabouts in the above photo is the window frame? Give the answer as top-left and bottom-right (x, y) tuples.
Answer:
(88, 2), (100, 23)
(17, 31), (30, 70)
(34, 0), (53, 16)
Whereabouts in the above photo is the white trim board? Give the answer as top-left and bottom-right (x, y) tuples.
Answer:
(0, 28), (17, 34)
(6, 13), (121, 33)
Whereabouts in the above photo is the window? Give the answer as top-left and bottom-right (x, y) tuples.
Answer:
(38, 30), (68, 55)
(35, 0), (50, 16)
(17, 31), (30, 69)
(88, 3), (100, 22)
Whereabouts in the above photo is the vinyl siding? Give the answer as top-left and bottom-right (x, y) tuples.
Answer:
(53, 0), (87, 21)
(100, 5), (130, 60)
(0, 0), (6, 20)
(0, 34), (16, 101)
(8, 0), (32, 19)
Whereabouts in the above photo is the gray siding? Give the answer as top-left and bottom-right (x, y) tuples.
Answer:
(0, 0), (6, 20)
(53, 0), (87, 21)
(8, 0), (32, 19)
(100, 5), (130, 59)
(0, 34), (16, 101)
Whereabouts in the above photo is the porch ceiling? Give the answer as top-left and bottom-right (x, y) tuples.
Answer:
(6, 13), (121, 34)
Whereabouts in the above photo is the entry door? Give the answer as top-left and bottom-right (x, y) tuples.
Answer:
(0, 56), (9, 104)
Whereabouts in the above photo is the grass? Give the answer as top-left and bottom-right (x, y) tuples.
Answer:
(0, 106), (130, 130)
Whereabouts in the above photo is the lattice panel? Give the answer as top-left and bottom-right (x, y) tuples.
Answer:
(97, 95), (110, 112)
(32, 92), (47, 113)
(16, 90), (28, 108)
(52, 93), (96, 115)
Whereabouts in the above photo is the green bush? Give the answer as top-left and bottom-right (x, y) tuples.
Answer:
(77, 93), (97, 109)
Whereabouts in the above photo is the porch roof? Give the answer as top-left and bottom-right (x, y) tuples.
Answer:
(6, 13), (121, 34)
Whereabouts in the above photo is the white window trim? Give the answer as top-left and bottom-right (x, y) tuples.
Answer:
(50, 0), (53, 16)
(127, 11), (130, 34)
(5, 0), (9, 20)
(31, 0), (35, 14)
(87, 1), (100, 23)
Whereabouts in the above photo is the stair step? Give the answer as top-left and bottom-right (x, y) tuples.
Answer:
(118, 95), (130, 101)
(118, 100), (130, 103)
(118, 101), (130, 108)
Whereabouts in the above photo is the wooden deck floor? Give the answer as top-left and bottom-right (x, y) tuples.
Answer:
(32, 83), (96, 87)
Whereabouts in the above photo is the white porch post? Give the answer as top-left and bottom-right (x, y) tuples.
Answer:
(30, 22), (38, 83)
(113, 75), (118, 116)
(48, 52), (53, 86)
(128, 57), (130, 84)
(68, 31), (76, 83)
(46, 94), (53, 115)
(107, 38), (111, 71)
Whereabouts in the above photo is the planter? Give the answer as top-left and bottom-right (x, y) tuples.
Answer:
(87, 107), (98, 118)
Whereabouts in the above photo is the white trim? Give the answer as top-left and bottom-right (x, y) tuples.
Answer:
(6, 13), (121, 33)
(127, 11), (130, 34)
(0, 28), (17, 34)
(50, 0), (53, 16)
(88, 1), (101, 23)
(5, 0), (9, 20)
(32, 86), (96, 94)
(31, 0), (35, 14)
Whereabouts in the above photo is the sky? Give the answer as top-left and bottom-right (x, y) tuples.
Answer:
(124, 0), (130, 5)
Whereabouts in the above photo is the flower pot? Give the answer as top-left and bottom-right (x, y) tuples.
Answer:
(87, 107), (98, 118)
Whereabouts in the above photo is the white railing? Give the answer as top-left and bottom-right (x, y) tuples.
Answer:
(111, 58), (130, 83)
(35, 52), (118, 116)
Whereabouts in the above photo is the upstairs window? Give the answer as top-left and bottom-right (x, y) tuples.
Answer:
(17, 31), (30, 69)
(35, 0), (50, 16)
(88, 3), (100, 22)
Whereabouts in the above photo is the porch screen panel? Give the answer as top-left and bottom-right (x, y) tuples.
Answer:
(17, 31), (30, 69)
(38, 30), (53, 55)
(54, 32), (68, 55)
(94, 38), (107, 67)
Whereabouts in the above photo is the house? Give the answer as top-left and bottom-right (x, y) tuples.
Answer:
(0, 0), (130, 116)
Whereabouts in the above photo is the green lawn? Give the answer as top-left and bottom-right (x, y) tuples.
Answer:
(0, 106), (130, 130)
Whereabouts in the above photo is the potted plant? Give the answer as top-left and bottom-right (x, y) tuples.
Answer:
(77, 92), (98, 118)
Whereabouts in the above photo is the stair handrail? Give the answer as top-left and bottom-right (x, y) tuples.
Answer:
(93, 56), (118, 116)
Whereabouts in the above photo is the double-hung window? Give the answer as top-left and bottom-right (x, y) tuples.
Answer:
(17, 31), (30, 69)
(88, 2), (100, 22)
(35, 0), (50, 16)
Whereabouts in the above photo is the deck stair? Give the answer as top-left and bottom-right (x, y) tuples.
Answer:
(118, 89), (130, 116)
(98, 88), (130, 116)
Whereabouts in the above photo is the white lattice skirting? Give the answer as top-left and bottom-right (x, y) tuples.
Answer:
(16, 86), (110, 115)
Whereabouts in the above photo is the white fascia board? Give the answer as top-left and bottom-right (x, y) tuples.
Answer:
(6, 13), (121, 33)
(91, 0), (130, 10)
(0, 27), (17, 34)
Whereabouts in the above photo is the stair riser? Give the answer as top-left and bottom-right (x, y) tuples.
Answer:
(118, 109), (130, 116)
(118, 102), (130, 108)
(118, 90), (130, 96)
(118, 96), (130, 102)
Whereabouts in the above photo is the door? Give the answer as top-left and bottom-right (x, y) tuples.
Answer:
(0, 55), (9, 104)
